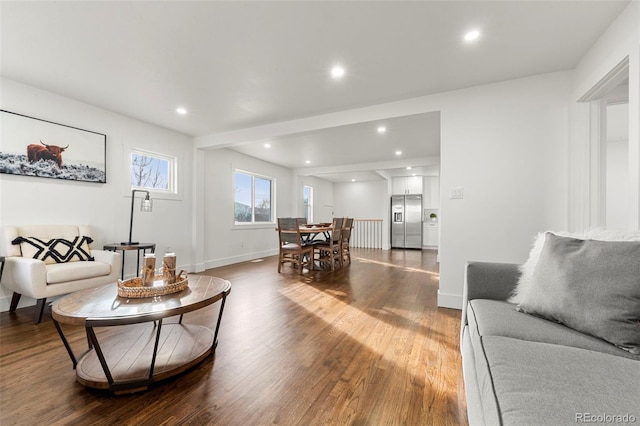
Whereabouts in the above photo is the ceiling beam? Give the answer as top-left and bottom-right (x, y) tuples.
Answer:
(293, 156), (439, 176)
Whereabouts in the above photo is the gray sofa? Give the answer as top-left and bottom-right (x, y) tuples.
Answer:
(461, 261), (640, 426)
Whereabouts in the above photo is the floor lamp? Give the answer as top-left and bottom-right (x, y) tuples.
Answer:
(122, 189), (153, 245)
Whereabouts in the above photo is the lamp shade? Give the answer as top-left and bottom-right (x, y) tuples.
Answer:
(141, 196), (153, 212)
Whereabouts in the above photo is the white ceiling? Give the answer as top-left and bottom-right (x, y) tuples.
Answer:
(230, 111), (441, 182)
(0, 1), (629, 182)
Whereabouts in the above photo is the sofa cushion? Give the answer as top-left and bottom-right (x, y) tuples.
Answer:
(46, 260), (110, 284)
(12, 236), (94, 264)
(517, 233), (640, 354)
(509, 229), (640, 304)
(481, 336), (640, 425)
(467, 299), (640, 361)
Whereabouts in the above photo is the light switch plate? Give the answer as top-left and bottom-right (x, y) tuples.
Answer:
(449, 187), (464, 199)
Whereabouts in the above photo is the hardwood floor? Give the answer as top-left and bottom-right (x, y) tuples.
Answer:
(0, 249), (468, 425)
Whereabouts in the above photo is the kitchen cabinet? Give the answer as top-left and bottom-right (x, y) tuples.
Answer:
(392, 176), (423, 195)
(424, 223), (439, 248)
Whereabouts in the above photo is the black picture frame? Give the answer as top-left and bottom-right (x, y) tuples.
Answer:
(0, 110), (107, 183)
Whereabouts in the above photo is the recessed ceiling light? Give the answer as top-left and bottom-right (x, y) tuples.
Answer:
(331, 65), (346, 79)
(305, 160), (311, 164)
(395, 150), (402, 156)
(406, 166), (412, 170)
(264, 143), (271, 148)
(377, 126), (387, 134)
(412, 173), (417, 177)
(464, 30), (480, 42)
(351, 178), (356, 182)
(176, 107), (187, 115)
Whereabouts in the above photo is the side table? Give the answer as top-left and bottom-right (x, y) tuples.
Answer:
(103, 243), (156, 281)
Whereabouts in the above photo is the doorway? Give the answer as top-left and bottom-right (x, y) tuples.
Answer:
(578, 57), (630, 230)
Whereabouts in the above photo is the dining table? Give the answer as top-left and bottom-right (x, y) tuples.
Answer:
(299, 223), (333, 244)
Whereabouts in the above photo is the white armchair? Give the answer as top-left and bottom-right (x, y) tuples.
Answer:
(1, 225), (121, 323)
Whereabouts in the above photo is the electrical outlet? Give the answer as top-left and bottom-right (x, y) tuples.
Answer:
(449, 187), (464, 199)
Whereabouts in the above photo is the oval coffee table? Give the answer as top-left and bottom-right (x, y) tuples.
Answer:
(52, 275), (231, 394)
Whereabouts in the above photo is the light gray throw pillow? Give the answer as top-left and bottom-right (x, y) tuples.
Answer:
(517, 233), (640, 354)
(509, 229), (640, 304)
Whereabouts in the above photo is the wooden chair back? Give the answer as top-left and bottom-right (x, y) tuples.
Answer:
(277, 217), (300, 245)
(331, 217), (343, 242)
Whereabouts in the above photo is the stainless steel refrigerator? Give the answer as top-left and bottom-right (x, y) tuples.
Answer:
(391, 194), (423, 249)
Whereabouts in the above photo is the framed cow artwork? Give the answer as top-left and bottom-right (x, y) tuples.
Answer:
(0, 110), (106, 183)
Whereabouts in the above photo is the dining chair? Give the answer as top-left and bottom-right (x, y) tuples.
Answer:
(314, 217), (343, 271)
(341, 217), (354, 265)
(277, 217), (313, 274)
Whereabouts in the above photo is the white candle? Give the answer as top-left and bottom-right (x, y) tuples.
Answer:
(142, 254), (156, 286)
(163, 253), (177, 284)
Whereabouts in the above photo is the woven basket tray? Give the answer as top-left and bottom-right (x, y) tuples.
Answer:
(117, 270), (188, 298)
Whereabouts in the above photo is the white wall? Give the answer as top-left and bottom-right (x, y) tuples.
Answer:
(333, 180), (387, 220)
(436, 73), (571, 307)
(334, 179), (389, 248)
(606, 102), (630, 230)
(607, 140), (630, 230)
(0, 77), (194, 310)
(200, 148), (295, 268)
(298, 175), (334, 223)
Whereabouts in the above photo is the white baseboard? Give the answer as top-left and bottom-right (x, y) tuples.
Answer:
(204, 249), (278, 270)
(437, 290), (463, 310)
(192, 262), (206, 273)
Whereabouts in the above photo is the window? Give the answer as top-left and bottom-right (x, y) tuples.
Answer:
(130, 149), (177, 193)
(303, 185), (313, 223)
(234, 170), (273, 224)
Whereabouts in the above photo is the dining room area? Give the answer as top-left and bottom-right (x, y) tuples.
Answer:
(276, 217), (355, 275)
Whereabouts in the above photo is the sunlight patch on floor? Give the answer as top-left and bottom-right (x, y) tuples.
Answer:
(281, 283), (426, 367)
(354, 257), (440, 277)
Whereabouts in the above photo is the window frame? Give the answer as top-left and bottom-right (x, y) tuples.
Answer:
(303, 185), (313, 223)
(233, 169), (275, 226)
(130, 148), (178, 195)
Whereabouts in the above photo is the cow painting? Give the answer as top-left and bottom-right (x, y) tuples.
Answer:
(26, 140), (69, 168)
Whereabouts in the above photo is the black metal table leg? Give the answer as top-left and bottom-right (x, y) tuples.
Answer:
(120, 253), (125, 280)
(148, 319), (163, 380)
(53, 319), (79, 369)
(212, 292), (228, 351)
(86, 327), (114, 385)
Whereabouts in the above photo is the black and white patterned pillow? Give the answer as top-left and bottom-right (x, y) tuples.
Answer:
(12, 236), (95, 264)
